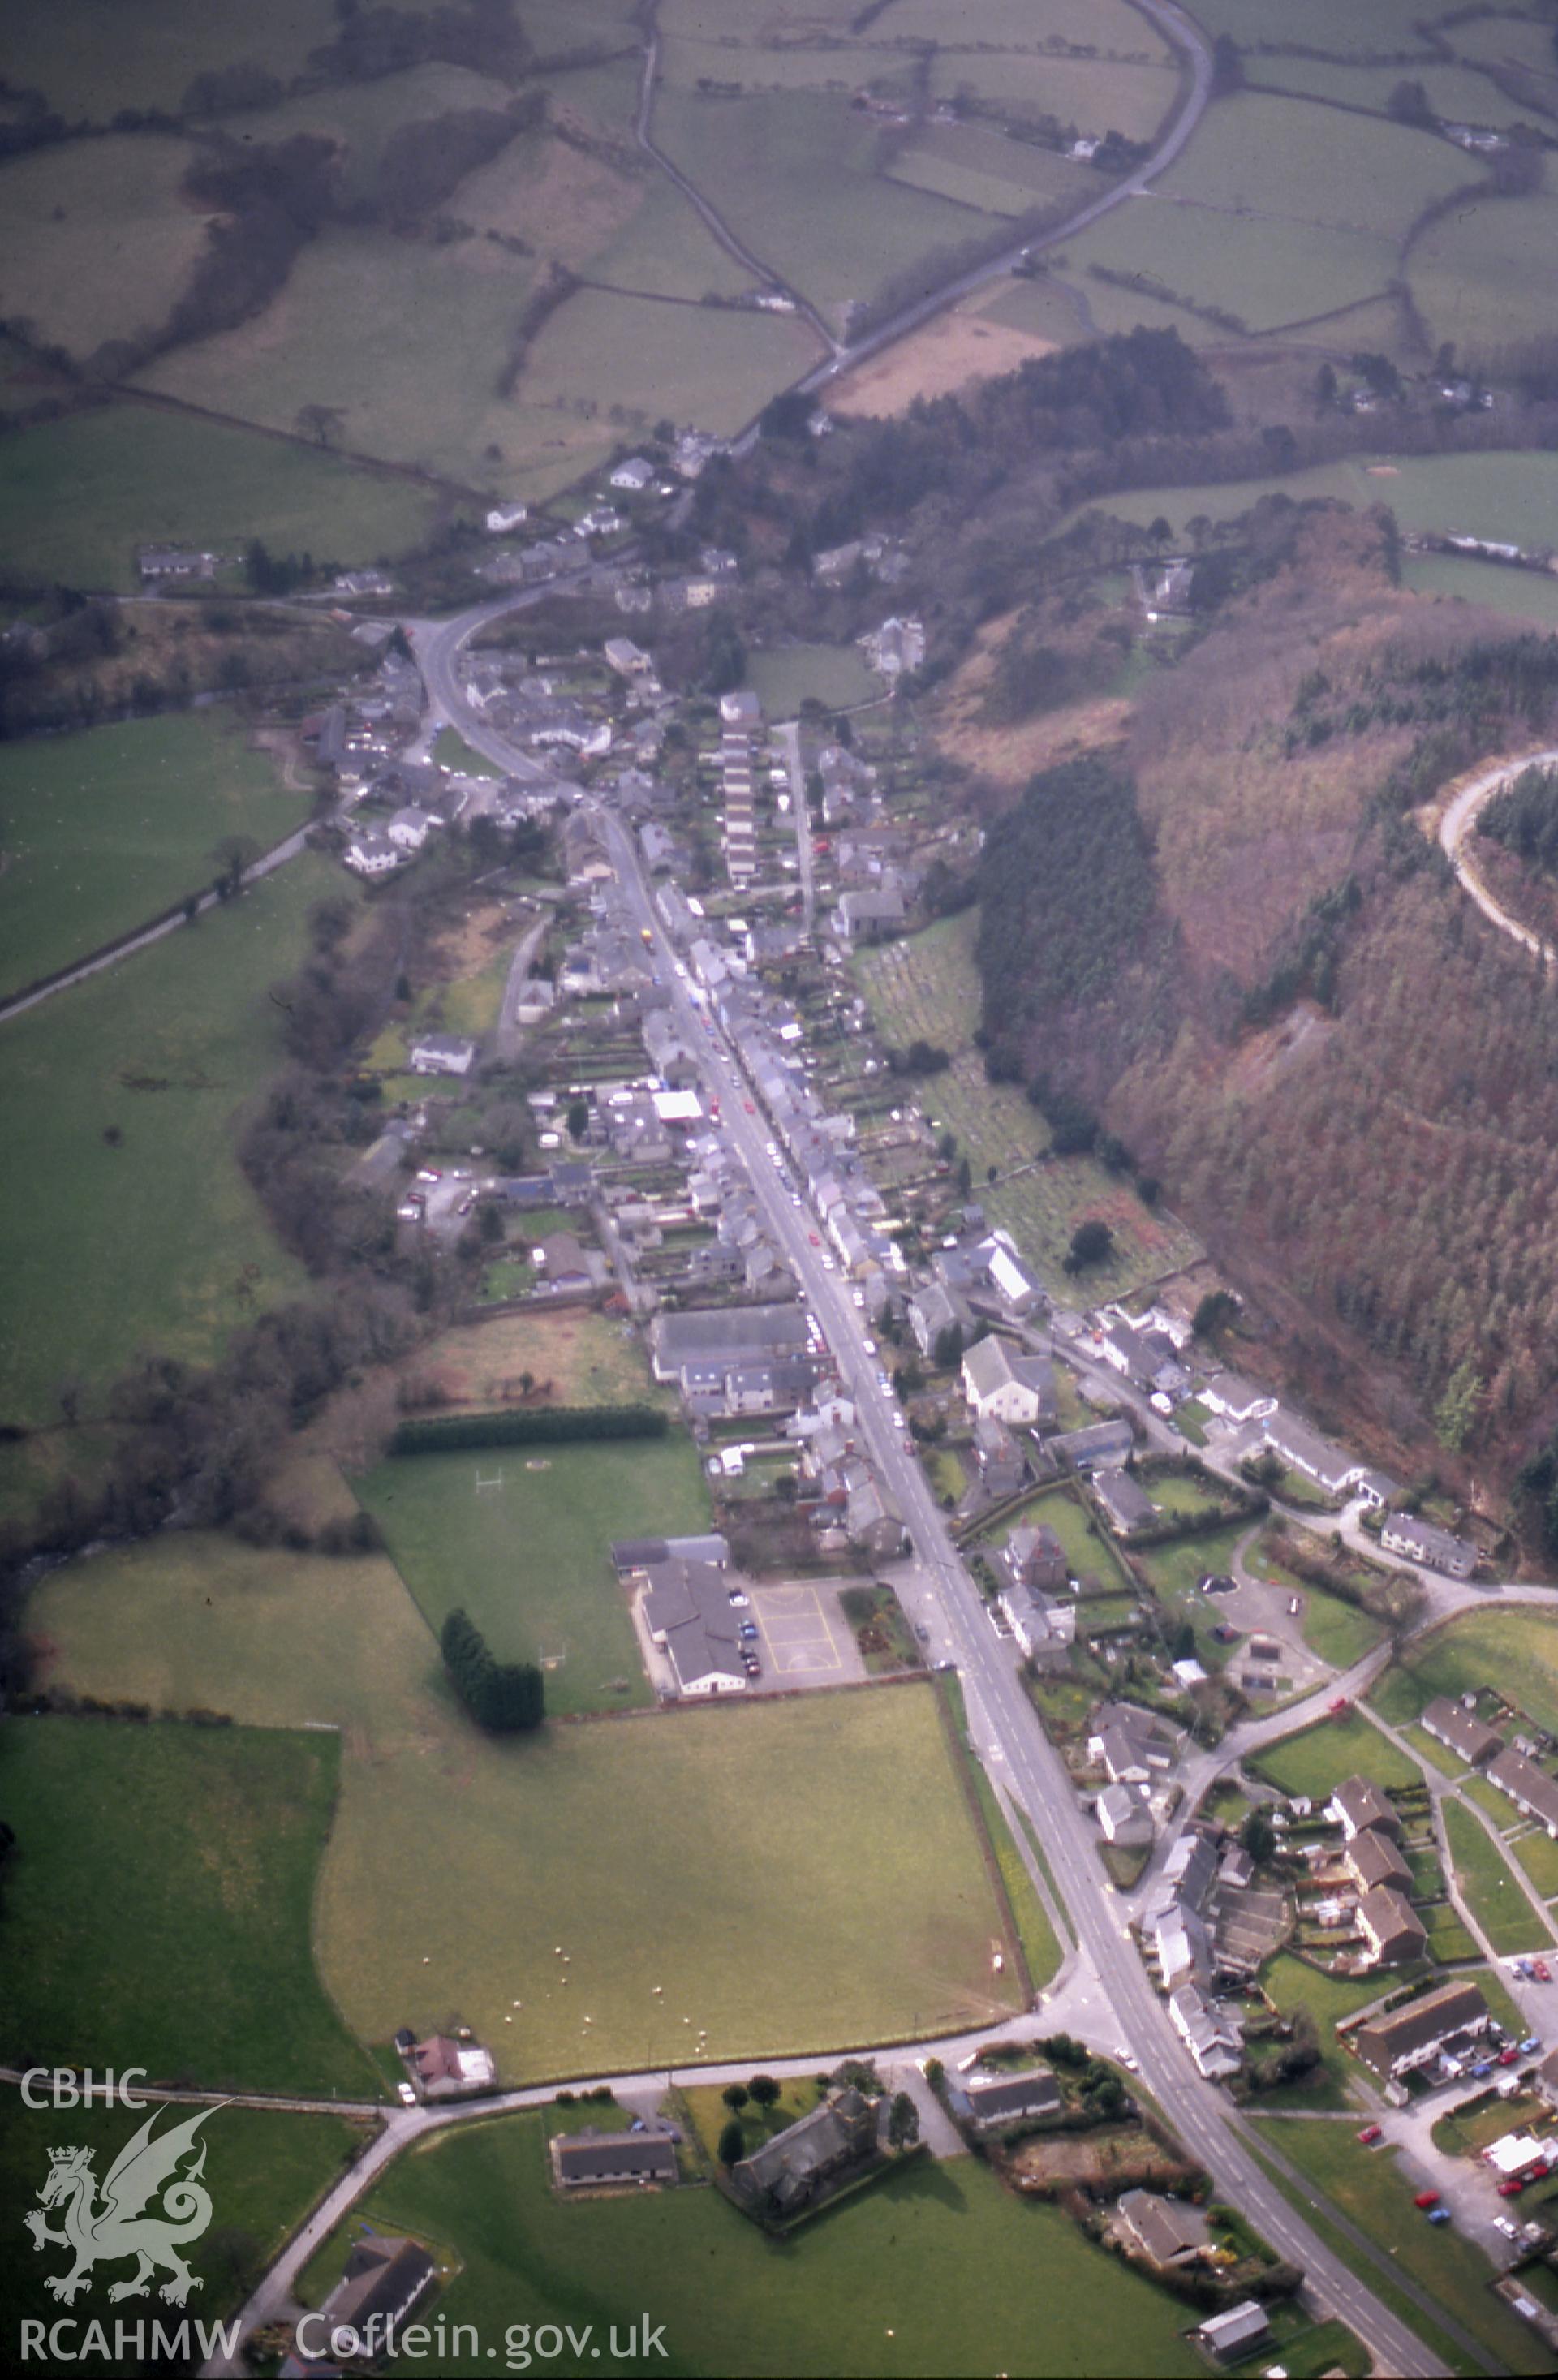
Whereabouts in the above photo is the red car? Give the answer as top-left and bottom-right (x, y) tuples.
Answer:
(1500, 2047), (1521, 2067)
(1498, 2178), (1526, 2198)
(1329, 1697), (1351, 1716)
(1357, 2124), (1383, 2146)
(808, 1232), (820, 1246)
(1414, 2191), (1440, 2210)
(742, 1100), (755, 1113)
(1534, 1958), (1552, 1982)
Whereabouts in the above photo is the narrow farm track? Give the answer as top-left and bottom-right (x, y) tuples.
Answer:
(1437, 746), (1558, 966)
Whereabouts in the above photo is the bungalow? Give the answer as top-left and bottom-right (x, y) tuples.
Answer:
(1116, 2190), (1211, 2272)
(1092, 1467), (1158, 1538)
(1355, 1978), (1491, 2081)
(729, 2087), (878, 2215)
(550, 2128), (678, 2188)
(1329, 1775), (1401, 1842)
(411, 2034), (497, 2094)
(961, 1335), (1054, 1427)
(962, 2067), (1061, 2131)
(835, 887), (906, 941)
(409, 1033), (476, 1078)
(137, 544), (218, 583)
(1422, 1697), (1504, 1767)
(1357, 1884), (1428, 1968)
(536, 1231), (591, 1290)
(1380, 1513), (1477, 1578)
(1049, 1418), (1134, 1474)
(485, 502), (528, 533)
(1199, 1371), (1274, 1425)
(1487, 1746), (1558, 1839)
(609, 456), (656, 492)
(291, 2236), (434, 2369)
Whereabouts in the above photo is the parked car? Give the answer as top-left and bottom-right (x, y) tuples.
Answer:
(1357, 2124), (1384, 2146)
(742, 1656), (761, 1677)
(1470, 2059), (1493, 2078)
(1494, 2214), (1520, 2241)
(397, 2082), (416, 2106)
(1499, 2047), (1521, 2066)
(1533, 1960), (1552, 1982)
(1519, 2036), (1543, 2054)
(1414, 2191), (1440, 2210)
(1498, 2178), (1526, 2198)
(1287, 1595), (1301, 1616)
(738, 1623), (759, 1642)
(1428, 2208), (1452, 2225)
(727, 1590), (750, 1608)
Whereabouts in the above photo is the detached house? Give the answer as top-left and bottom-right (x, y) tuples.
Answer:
(1380, 1513), (1477, 1578)
(1357, 1884), (1427, 1968)
(961, 1335), (1054, 1426)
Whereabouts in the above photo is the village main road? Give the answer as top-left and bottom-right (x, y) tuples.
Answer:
(583, 803), (1461, 2379)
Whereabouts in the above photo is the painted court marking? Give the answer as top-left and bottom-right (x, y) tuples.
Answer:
(753, 1583), (843, 1676)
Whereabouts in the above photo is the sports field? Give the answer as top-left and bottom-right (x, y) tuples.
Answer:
(0, 402), (442, 593)
(0, 854), (333, 1423)
(0, 709), (307, 1000)
(747, 642), (880, 714)
(300, 2109), (1204, 2378)
(1372, 1609), (1558, 1740)
(357, 1431), (712, 1714)
(0, 1715), (379, 2094)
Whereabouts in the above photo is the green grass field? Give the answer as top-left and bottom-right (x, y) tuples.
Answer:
(2, 0), (338, 117)
(0, 402), (441, 592)
(0, 854), (339, 1425)
(856, 914), (1200, 1297)
(1252, 1710), (1421, 1801)
(1510, 1824), (1558, 1900)
(1404, 552), (1558, 628)
(1373, 1611), (1558, 1739)
(747, 643), (880, 715)
(0, 1715), (379, 2094)
(0, 709), (308, 1000)
(28, 1530), (1016, 2078)
(303, 2107), (1205, 2378)
(1442, 1797), (1547, 1957)
(519, 284), (822, 437)
(1296, 1587), (1386, 1671)
(654, 88), (992, 335)
(357, 1434), (712, 1715)
(1060, 450), (1558, 554)
(0, 2095), (368, 2376)
(1062, 203), (1397, 336)
(0, 133), (205, 363)
(1251, 2112), (1550, 2375)
(1411, 187), (1558, 359)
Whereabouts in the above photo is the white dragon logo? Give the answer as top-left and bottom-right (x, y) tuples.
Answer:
(24, 2104), (222, 2306)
